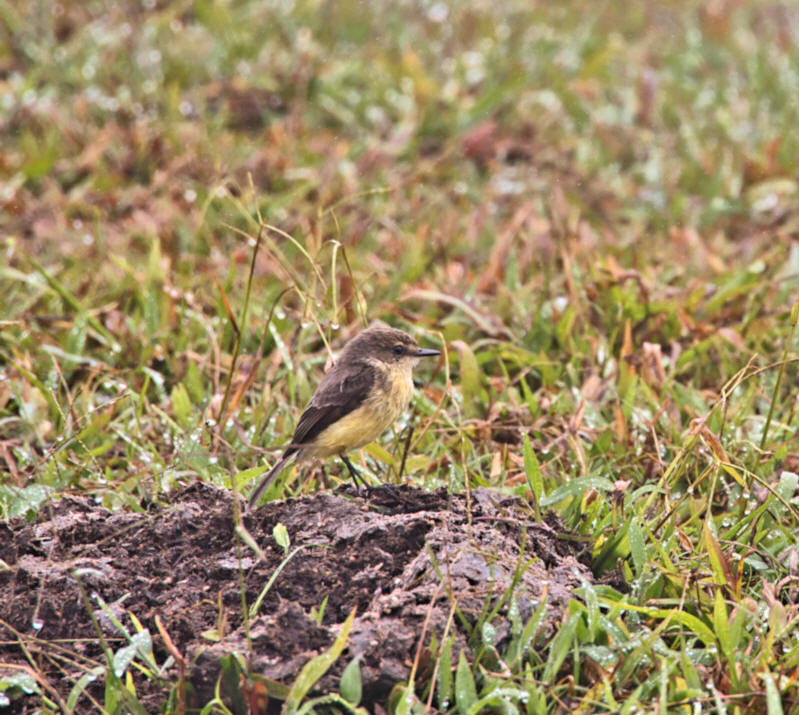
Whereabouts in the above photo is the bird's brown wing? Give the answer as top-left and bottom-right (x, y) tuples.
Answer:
(285, 362), (377, 455)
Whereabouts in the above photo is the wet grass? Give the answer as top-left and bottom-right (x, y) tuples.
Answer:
(2, 0), (799, 712)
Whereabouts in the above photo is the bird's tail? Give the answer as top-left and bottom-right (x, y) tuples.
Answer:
(247, 451), (296, 510)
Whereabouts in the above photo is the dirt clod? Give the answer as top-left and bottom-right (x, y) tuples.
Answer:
(0, 483), (593, 711)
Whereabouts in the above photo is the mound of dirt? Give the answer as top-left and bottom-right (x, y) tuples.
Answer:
(0, 483), (593, 712)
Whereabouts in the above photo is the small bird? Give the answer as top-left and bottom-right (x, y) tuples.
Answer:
(247, 324), (440, 508)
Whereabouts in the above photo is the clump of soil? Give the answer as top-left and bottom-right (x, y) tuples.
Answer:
(0, 483), (593, 712)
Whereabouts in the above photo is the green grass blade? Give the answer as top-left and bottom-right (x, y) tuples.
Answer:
(455, 650), (477, 714)
(284, 606), (357, 713)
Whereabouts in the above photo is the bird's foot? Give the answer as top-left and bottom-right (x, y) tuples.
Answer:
(364, 483), (392, 495)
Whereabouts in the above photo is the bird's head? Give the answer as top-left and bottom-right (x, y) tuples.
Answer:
(340, 325), (440, 367)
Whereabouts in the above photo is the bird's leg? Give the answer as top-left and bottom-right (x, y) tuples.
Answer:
(340, 455), (369, 490)
(341, 455), (393, 496)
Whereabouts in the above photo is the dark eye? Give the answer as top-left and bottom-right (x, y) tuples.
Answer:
(393, 344), (405, 355)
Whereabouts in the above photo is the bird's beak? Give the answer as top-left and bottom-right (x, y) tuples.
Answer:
(414, 347), (440, 357)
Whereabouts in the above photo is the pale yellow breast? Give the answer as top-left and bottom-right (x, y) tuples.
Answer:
(308, 361), (414, 458)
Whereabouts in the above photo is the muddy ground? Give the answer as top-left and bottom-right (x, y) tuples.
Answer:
(0, 483), (595, 713)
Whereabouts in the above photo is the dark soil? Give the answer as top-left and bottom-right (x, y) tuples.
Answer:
(0, 483), (594, 713)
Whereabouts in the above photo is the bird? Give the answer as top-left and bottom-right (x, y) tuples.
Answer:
(247, 324), (440, 508)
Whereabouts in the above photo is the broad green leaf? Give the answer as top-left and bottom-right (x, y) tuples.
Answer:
(147, 236), (165, 283)
(540, 476), (614, 507)
(218, 653), (249, 715)
(67, 668), (104, 711)
(508, 594), (549, 669)
(713, 590), (733, 670)
(393, 683), (415, 715)
(468, 687), (527, 715)
(523, 434), (543, 505)
(7, 484), (49, 518)
(284, 606), (357, 712)
(102, 667), (148, 715)
(364, 442), (395, 466)
(403, 454), (430, 474)
(171, 383), (193, 428)
(455, 650), (477, 714)
(593, 517), (632, 573)
(185, 359), (205, 402)
(273, 523), (290, 553)
(599, 599), (716, 647)
(628, 518), (646, 577)
(234, 464), (269, 491)
(438, 636), (454, 711)
(519, 373), (539, 419)
(583, 581), (599, 643)
(1, 671), (40, 701)
(451, 340), (481, 415)
(680, 648), (702, 691)
(523, 663), (547, 715)
(730, 600), (749, 654)
(763, 671), (783, 715)
(310, 595), (328, 625)
(543, 611), (580, 682)
(776, 471), (799, 514)
(112, 630), (152, 677)
(340, 655), (362, 706)
(555, 305), (576, 347)
(703, 522), (730, 587)
(65, 311), (88, 363)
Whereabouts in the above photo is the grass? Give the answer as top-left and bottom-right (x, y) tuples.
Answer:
(2, 0), (799, 711)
